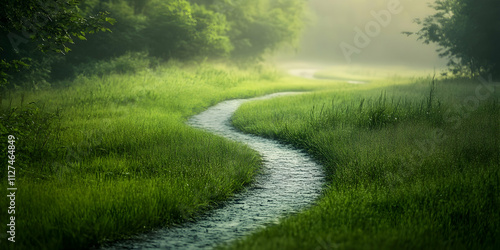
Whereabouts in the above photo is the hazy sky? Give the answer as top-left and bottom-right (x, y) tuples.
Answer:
(279, 0), (448, 68)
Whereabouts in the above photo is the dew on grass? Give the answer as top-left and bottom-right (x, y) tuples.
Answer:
(102, 92), (325, 249)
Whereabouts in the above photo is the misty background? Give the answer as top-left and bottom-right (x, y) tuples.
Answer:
(277, 0), (448, 69)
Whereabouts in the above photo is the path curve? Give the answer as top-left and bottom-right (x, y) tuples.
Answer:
(104, 92), (325, 249)
(287, 67), (367, 84)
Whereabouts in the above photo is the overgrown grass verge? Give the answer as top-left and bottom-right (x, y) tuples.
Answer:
(230, 76), (500, 249)
(0, 62), (334, 249)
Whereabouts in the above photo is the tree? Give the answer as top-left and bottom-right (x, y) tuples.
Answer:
(65, 0), (233, 66)
(406, 0), (500, 78)
(225, 0), (306, 61)
(0, 0), (114, 86)
(189, 0), (306, 61)
(1, 0), (307, 84)
(142, 0), (204, 59)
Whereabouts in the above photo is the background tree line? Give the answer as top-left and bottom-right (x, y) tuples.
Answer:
(2, 0), (499, 89)
(1, 0), (306, 89)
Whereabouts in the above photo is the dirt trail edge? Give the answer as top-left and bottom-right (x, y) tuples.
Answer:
(103, 92), (325, 249)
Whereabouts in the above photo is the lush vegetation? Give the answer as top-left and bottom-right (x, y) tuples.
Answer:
(1, 0), (307, 88)
(230, 72), (500, 249)
(407, 0), (500, 78)
(1, 0), (498, 249)
(0, 0), (312, 249)
(0, 0), (114, 86)
(0, 62), (332, 249)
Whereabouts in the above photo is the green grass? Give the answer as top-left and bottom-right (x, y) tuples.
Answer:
(230, 75), (500, 249)
(0, 62), (335, 249)
(2, 62), (498, 249)
(313, 64), (440, 83)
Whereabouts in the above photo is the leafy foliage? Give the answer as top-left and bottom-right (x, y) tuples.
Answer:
(0, 0), (114, 86)
(198, 0), (306, 61)
(1, 0), (307, 86)
(142, 0), (201, 59)
(407, 0), (500, 77)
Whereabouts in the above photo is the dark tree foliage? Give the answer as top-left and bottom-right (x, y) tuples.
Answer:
(71, 0), (305, 64)
(0, 0), (113, 87)
(142, 0), (232, 59)
(1, 0), (307, 86)
(193, 0), (305, 61)
(407, 0), (500, 78)
(62, 0), (232, 69)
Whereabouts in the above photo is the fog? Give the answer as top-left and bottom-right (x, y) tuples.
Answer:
(277, 0), (448, 69)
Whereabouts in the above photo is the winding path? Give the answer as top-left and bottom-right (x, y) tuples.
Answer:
(104, 92), (325, 249)
(288, 68), (367, 84)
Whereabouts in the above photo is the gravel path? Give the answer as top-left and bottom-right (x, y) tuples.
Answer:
(103, 92), (325, 249)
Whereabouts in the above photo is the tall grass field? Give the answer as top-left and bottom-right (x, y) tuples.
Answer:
(230, 73), (500, 249)
(0, 62), (332, 250)
(1, 61), (498, 249)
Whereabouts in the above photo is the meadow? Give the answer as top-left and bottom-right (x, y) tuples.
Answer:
(230, 71), (500, 249)
(0, 61), (332, 249)
(1, 61), (498, 249)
